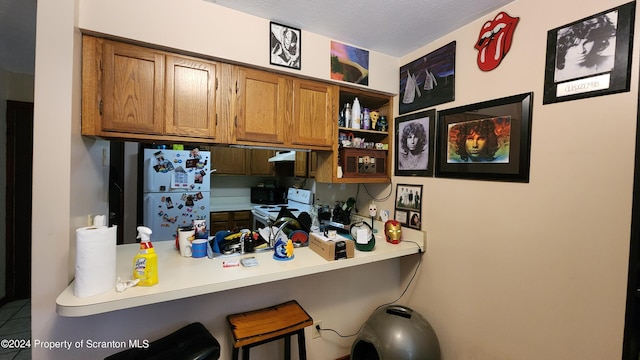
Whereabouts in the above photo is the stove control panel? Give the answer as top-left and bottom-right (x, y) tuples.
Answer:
(287, 188), (313, 205)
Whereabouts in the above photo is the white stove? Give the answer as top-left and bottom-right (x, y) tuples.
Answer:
(251, 188), (313, 229)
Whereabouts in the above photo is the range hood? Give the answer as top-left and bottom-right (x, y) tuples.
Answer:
(268, 151), (296, 162)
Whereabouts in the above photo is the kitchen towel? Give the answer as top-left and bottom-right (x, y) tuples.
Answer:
(74, 225), (117, 298)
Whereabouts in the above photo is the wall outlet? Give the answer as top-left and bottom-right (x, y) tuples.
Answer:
(312, 320), (322, 339)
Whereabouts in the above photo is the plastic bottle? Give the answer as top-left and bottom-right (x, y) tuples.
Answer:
(132, 226), (158, 286)
(351, 98), (361, 129)
(344, 103), (351, 128)
(362, 108), (371, 130)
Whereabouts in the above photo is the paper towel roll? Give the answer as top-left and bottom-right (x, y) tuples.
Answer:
(74, 225), (117, 298)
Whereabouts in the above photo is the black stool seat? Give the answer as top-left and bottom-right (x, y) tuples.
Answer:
(105, 322), (220, 360)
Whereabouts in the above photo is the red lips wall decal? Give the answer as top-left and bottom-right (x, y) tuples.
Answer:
(475, 12), (520, 71)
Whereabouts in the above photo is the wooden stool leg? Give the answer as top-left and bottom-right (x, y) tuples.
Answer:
(242, 346), (250, 360)
(284, 335), (291, 360)
(232, 347), (239, 360)
(297, 329), (307, 360)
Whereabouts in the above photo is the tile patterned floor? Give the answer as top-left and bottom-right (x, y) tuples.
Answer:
(0, 299), (31, 360)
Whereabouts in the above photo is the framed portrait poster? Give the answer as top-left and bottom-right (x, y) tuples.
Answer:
(543, 2), (635, 104)
(394, 109), (436, 177)
(399, 41), (456, 115)
(435, 92), (533, 182)
(270, 22), (301, 70)
(395, 184), (423, 230)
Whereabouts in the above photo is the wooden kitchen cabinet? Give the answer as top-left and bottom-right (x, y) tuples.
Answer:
(82, 35), (224, 143)
(211, 147), (273, 176)
(248, 150), (275, 176)
(294, 152), (307, 177)
(210, 210), (252, 234)
(308, 152), (318, 178)
(164, 55), (218, 139)
(233, 67), (288, 145)
(211, 147), (247, 175)
(231, 66), (334, 151)
(290, 79), (336, 148)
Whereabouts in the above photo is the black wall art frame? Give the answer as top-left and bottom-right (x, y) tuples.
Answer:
(394, 109), (436, 177)
(394, 184), (423, 230)
(399, 41), (456, 115)
(543, 2), (635, 104)
(435, 92), (533, 182)
(270, 21), (301, 70)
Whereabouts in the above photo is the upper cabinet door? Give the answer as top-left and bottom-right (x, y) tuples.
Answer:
(102, 41), (165, 134)
(165, 55), (218, 139)
(234, 67), (289, 145)
(291, 79), (336, 148)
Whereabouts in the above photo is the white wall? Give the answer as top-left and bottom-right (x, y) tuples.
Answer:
(32, 0), (639, 359)
(375, 0), (635, 359)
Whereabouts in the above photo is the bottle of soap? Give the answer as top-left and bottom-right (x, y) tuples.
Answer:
(133, 226), (158, 286)
(351, 97), (361, 129)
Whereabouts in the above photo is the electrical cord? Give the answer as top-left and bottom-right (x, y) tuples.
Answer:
(316, 245), (423, 338)
(360, 183), (393, 202)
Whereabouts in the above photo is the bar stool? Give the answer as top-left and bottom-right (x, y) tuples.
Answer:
(226, 300), (313, 360)
(104, 322), (220, 360)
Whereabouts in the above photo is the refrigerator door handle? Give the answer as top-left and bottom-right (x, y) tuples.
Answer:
(146, 158), (155, 192)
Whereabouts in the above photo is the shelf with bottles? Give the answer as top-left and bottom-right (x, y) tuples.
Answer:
(338, 87), (392, 132)
(315, 85), (393, 184)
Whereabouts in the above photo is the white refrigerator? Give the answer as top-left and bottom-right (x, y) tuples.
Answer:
(143, 148), (211, 242)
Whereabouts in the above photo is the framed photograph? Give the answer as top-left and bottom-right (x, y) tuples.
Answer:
(395, 184), (423, 230)
(270, 22), (301, 70)
(394, 109), (436, 177)
(435, 92), (533, 182)
(399, 41), (456, 115)
(543, 2), (635, 104)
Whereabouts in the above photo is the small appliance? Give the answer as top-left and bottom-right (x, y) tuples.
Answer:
(250, 187), (287, 205)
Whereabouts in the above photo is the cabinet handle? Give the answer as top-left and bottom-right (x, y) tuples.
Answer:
(99, 100), (103, 116)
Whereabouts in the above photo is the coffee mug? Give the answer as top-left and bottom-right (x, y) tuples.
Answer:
(191, 239), (208, 258)
(178, 227), (195, 257)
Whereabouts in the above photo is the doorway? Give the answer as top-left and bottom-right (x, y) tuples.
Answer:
(5, 100), (33, 301)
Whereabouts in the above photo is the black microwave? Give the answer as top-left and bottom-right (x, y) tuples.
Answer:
(250, 187), (287, 205)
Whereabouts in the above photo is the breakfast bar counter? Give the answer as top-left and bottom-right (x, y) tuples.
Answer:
(56, 231), (424, 317)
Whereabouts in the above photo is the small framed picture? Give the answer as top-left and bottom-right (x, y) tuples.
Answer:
(270, 21), (301, 70)
(394, 109), (436, 177)
(395, 184), (423, 230)
(543, 2), (635, 104)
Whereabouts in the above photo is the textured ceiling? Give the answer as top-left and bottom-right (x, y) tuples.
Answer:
(0, 0), (516, 75)
(206, 0), (516, 56)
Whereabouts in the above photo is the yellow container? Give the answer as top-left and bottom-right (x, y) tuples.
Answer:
(132, 227), (158, 286)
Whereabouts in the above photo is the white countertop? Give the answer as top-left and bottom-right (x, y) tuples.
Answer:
(56, 232), (424, 317)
